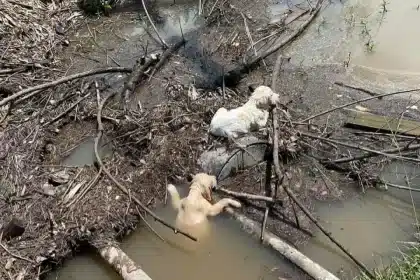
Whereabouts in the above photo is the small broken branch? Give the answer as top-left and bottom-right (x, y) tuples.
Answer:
(334, 81), (382, 99)
(214, 186), (283, 205)
(123, 57), (159, 108)
(148, 39), (186, 81)
(141, 0), (168, 48)
(0, 240), (34, 264)
(280, 185), (375, 279)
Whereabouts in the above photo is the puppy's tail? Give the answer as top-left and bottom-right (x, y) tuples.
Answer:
(167, 184), (181, 210)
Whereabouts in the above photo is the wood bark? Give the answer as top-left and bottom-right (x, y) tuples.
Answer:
(98, 245), (153, 280)
(225, 207), (340, 280)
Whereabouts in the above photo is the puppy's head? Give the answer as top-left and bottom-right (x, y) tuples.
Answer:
(250, 85), (280, 109)
(188, 173), (217, 202)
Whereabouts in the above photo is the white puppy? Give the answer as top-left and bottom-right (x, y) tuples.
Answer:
(209, 85), (280, 139)
(167, 173), (241, 230)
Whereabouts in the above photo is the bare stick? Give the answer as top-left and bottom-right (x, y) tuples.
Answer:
(281, 185), (375, 279)
(141, 0), (168, 48)
(334, 81), (382, 99)
(325, 143), (420, 164)
(300, 131), (420, 163)
(383, 182), (420, 192)
(44, 91), (92, 127)
(0, 67), (131, 107)
(301, 88), (420, 123)
(123, 56), (159, 108)
(214, 187), (283, 204)
(261, 53), (285, 241)
(94, 60), (197, 242)
(148, 39), (186, 81)
(136, 206), (166, 242)
(269, 52), (375, 279)
(0, 240), (34, 264)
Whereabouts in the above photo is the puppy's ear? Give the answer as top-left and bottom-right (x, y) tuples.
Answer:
(186, 174), (194, 182)
(211, 175), (217, 189)
(248, 84), (258, 93)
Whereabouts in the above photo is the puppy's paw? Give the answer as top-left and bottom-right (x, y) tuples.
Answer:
(229, 199), (242, 208)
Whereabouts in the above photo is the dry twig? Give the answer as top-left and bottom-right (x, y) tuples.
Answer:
(141, 0), (168, 48)
(0, 67), (131, 107)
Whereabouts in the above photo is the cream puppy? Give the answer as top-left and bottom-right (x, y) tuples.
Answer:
(167, 173), (241, 230)
(209, 85), (280, 139)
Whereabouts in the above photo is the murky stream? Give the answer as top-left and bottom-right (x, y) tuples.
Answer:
(47, 184), (306, 280)
(49, 0), (420, 279)
(301, 175), (420, 279)
(283, 0), (420, 94)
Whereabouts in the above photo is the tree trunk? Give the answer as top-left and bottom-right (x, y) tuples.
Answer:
(98, 245), (153, 280)
(225, 208), (340, 280)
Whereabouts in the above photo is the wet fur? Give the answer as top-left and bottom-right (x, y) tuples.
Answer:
(167, 173), (241, 228)
(209, 85), (280, 139)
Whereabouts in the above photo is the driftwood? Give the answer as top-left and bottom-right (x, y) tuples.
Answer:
(147, 39), (186, 81)
(98, 245), (153, 280)
(225, 207), (340, 280)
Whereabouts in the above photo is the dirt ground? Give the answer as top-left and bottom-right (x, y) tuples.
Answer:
(1, 0), (420, 279)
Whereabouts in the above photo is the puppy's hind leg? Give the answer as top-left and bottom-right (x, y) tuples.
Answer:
(207, 198), (241, 216)
(167, 184), (182, 210)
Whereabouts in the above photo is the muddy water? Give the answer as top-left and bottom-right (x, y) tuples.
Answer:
(47, 186), (305, 280)
(52, 0), (420, 279)
(282, 0), (420, 93)
(62, 136), (113, 167)
(300, 161), (420, 279)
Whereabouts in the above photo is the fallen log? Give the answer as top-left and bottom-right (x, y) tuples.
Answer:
(224, 207), (340, 280)
(98, 245), (152, 280)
